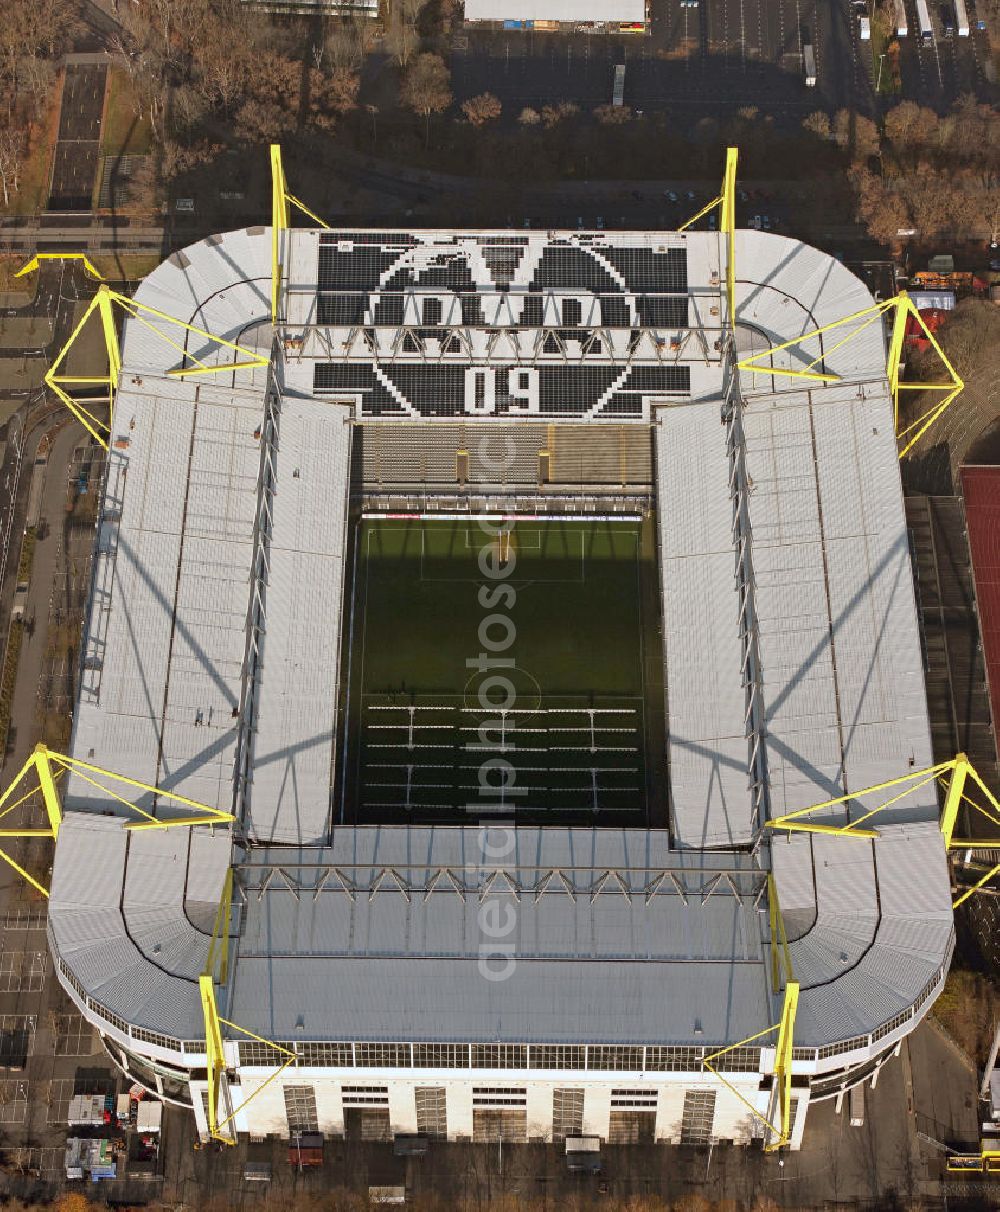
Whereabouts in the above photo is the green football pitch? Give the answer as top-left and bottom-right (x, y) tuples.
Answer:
(339, 517), (665, 827)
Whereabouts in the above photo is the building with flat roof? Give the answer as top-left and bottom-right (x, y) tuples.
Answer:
(43, 217), (953, 1149)
(463, 0), (645, 25)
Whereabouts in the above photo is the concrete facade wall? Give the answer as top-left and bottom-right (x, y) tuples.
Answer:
(190, 1071), (802, 1147)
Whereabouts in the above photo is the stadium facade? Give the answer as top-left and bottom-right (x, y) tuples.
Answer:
(45, 220), (954, 1149)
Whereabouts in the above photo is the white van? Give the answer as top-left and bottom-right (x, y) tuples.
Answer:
(859, 15), (871, 38)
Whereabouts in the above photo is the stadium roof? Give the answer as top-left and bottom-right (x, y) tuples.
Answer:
(48, 226), (953, 1056)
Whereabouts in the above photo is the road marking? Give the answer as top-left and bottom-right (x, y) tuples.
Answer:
(0, 1081), (28, 1124)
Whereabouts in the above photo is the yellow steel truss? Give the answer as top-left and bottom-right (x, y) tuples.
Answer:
(765, 753), (1000, 908)
(199, 970), (296, 1144)
(43, 283), (270, 449)
(678, 147), (739, 327)
(0, 744), (234, 897)
(734, 292), (964, 459)
(205, 866), (234, 988)
(703, 981), (799, 1151)
(767, 873), (794, 995)
(15, 253), (104, 281)
(199, 870), (297, 1145)
(270, 143), (329, 324)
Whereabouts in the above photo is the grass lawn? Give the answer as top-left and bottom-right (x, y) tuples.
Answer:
(0, 256), (33, 298)
(342, 516), (665, 828)
(89, 253), (162, 282)
(101, 70), (154, 157)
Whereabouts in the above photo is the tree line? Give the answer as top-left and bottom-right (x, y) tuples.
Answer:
(802, 95), (999, 245)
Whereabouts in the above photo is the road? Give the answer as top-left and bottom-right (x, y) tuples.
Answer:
(0, 261), (102, 687)
(0, 420), (86, 776)
(48, 62), (109, 212)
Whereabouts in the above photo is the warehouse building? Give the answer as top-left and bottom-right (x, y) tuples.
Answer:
(463, 0), (645, 29)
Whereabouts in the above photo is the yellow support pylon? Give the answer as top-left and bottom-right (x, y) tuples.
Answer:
(15, 253), (104, 281)
(766, 754), (1000, 849)
(765, 753), (1000, 907)
(734, 291), (964, 459)
(678, 147), (739, 328)
(721, 147), (738, 328)
(42, 284), (270, 448)
(199, 966), (297, 1145)
(205, 867), (235, 988)
(767, 873), (793, 995)
(270, 143), (329, 324)
(195, 866), (301, 1144)
(0, 744), (234, 897)
(772, 979), (799, 1148)
(702, 981), (799, 1151)
(200, 973), (233, 1144)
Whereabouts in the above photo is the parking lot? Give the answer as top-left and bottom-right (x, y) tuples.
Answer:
(454, 0), (997, 123)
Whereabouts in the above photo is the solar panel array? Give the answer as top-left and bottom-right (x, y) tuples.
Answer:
(312, 233), (691, 420)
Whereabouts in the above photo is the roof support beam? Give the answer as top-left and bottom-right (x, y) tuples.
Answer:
(16, 253), (104, 280)
(768, 752), (1000, 907)
(0, 744), (234, 898)
(734, 292), (964, 459)
(270, 142), (329, 324)
(41, 284), (269, 449)
(702, 980), (799, 1151)
(677, 147), (739, 329)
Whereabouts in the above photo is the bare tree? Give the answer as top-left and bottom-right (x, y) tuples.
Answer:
(802, 110), (831, 140)
(234, 96), (293, 143)
(849, 164), (911, 244)
(385, 0), (423, 67)
(120, 153), (160, 219)
(832, 109), (880, 160)
(0, 124), (24, 207)
(883, 99), (921, 148)
(160, 136), (218, 179)
(593, 103), (631, 125)
(401, 52), (452, 146)
(540, 101), (579, 128)
(461, 92), (501, 127)
(518, 106), (541, 126)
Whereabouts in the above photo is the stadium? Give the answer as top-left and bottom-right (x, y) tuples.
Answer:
(28, 151), (959, 1151)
